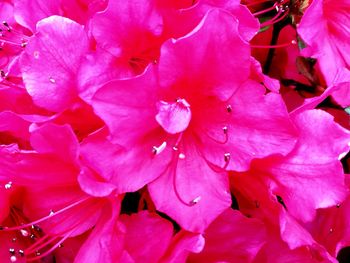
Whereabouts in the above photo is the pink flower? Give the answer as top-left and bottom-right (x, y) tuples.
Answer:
(0, 123), (110, 261)
(89, 9), (298, 232)
(232, 110), (350, 224)
(297, 0), (350, 106)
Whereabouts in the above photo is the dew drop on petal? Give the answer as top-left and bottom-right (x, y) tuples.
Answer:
(179, 153), (185, 159)
(10, 255), (17, 262)
(33, 51), (40, 59)
(49, 76), (56, 83)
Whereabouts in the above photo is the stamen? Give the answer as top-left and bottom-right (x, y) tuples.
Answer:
(0, 197), (90, 232)
(245, 0), (273, 7)
(251, 40), (296, 49)
(2, 21), (11, 32)
(172, 167), (201, 207)
(260, 7), (290, 27)
(152, 141), (167, 155)
(253, 2), (278, 16)
(26, 231), (73, 262)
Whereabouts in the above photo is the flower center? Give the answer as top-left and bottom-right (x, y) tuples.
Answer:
(155, 98), (192, 134)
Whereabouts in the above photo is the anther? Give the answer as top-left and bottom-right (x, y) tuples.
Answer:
(224, 153), (231, 162)
(152, 141), (167, 155)
(189, 196), (201, 206)
(49, 77), (56, 84)
(2, 21), (11, 32)
(5, 181), (12, 189)
(226, 105), (232, 113)
(20, 229), (29, 237)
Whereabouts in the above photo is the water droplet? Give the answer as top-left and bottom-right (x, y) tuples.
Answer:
(172, 146), (178, 151)
(20, 229), (29, 237)
(49, 209), (54, 216)
(49, 77), (56, 83)
(336, 204), (341, 208)
(10, 255), (17, 262)
(179, 153), (185, 159)
(226, 105), (232, 113)
(30, 234), (36, 240)
(9, 248), (15, 255)
(329, 228), (334, 233)
(223, 126), (228, 134)
(12, 237), (17, 243)
(58, 243), (64, 248)
(35, 251), (41, 256)
(33, 51), (39, 59)
(5, 182), (12, 189)
(18, 250), (24, 257)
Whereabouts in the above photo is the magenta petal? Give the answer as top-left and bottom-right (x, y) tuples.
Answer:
(148, 141), (231, 233)
(265, 110), (350, 222)
(78, 167), (117, 197)
(79, 129), (172, 194)
(189, 209), (267, 262)
(92, 66), (159, 145)
(30, 123), (79, 162)
(161, 231), (205, 262)
(74, 200), (127, 263)
(14, 0), (62, 32)
(156, 99), (192, 134)
(91, 0), (163, 58)
(20, 15), (89, 112)
(119, 211), (173, 262)
(159, 9), (251, 101)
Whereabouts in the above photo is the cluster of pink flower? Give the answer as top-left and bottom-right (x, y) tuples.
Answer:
(0, 0), (349, 262)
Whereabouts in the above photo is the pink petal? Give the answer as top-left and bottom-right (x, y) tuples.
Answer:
(148, 141), (231, 233)
(188, 209), (267, 262)
(159, 9), (251, 101)
(20, 15), (89, 112)
(30, 123), (79, 163)
(119, 211), (173, 262)
(155, 99), (192, 134)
